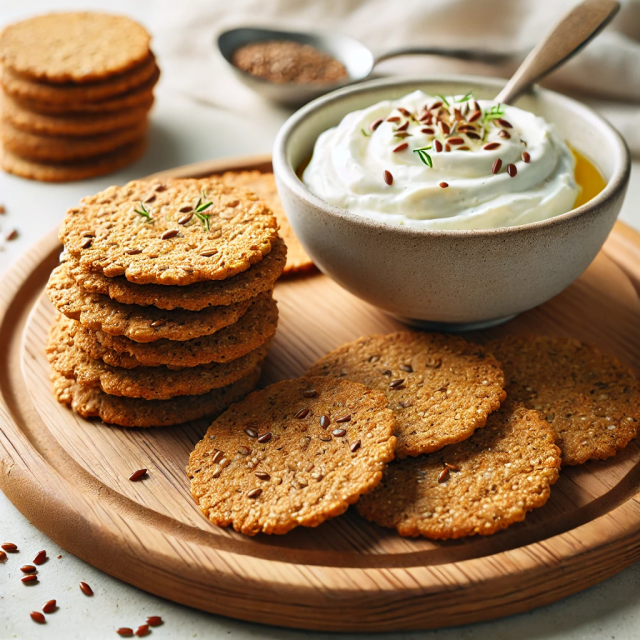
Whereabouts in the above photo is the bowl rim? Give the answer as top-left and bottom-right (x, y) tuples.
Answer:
(273, 74), (631, 237)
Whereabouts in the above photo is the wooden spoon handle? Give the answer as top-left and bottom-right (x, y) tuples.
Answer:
(495, 0), (620, 105)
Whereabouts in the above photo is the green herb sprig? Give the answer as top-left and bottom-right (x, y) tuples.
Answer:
(482, 103), (505, 124)
(456, 91), (474, 103)
(435, 94), (450, 107)
(413, 145), (433, 168)
(134, 202), (153, 221)
(361, 128), (371, 137)
(193, 190), (214, 230)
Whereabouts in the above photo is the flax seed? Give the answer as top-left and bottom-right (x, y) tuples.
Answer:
(491, 158), (503, 174)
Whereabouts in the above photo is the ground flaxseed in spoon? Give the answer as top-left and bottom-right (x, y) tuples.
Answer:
(232, 40), (347, 85)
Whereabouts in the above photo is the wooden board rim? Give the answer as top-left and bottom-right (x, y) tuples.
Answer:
(1, 154), (640, 631)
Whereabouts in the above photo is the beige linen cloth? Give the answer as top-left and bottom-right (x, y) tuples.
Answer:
(153, 0), (640, 155)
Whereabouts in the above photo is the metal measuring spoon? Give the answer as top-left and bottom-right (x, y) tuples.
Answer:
(217, 26), (510, 107)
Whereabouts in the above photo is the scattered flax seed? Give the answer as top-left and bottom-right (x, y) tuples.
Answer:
(396, 121), (409, 132)
(6, 229), (18, 241)
(438, 468), (451, 483)
(245, 428), (258, 438)
(295, 408), (310, 419)
(22, 574), (38, 584)
(79, 581), (93, 596)
(447, 137), (464, 146)
(257, 432), (272, 443)
(439, 182), (449, 189)
(383, 170), (393, 186)
(117, 628), (134, 637)
(160, 229), (179, 240)
(400, 364), (413, 373)
(421, 127), (435, 134)
(150, 319), (166, 328)
(0, 551), (7, 561)
(129, 469), (148, 481)
(522, 151), (531, 163)
(57, 555), (62, 559)
(335, 414), (351, 423)
(42, 599), (57, 614)
(350, 440), (361, 452)
(1, 543), (17, 552)
(320, 415), (331, 429)
(370, 118), (383, 132)
(434, 140), (443, 152)
(507, 163), (518, 178)
(33, 550), (47, 565)
(431, 101), (442, 110)
(30, 611), (46, 624)
(393, 142), (409, 153)
(496, 118), (513, 128)
(147, 616), (163, 627)
(211, 451), (224, 464)
(389, 379), (405, 389)
(144, 194), (156, 204)
(332, 428), (347, 437)
(498, 129), (511, 139)
(483, 142), (500, 151)
(445, 144), (451, 152)
(123, 248), (142, 255)
(303, 389), (318, 398)
(21, 565), (36, 573)
(387, 116), (400, 123)
(247, 488), (262, 499)
(178, 213), (193, 225)
(468, 110), (482, 122)
(491, 158), (503, 174)
(136, 624), (150, 637)
(199, 249), (217, 257)
(0, 205), (5, 213)
(81, 237), (93, 249)
(444, 462), (460, 471)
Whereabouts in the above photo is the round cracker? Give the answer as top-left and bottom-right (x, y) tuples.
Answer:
(187, 376), (397, 536)
(307, 332), (506, 458)
(46, 264), (254, 342)
(2, 94), (152, 137)
(0, 13), (151, 83)
(0, 137), (147, 182)
(221, 171), (313, 275)
(77, 294), (278, 369)
(60, 178), (279, 285)
(10, 79), (156, 115)
(487, 335), (640, 465)
(47, 315), (269, 400)
(2, 119), (148, 162)
(64, 238), (286, 310)
(52, 368), (261, 428)
(1, 57), (158, 104)
(357, 401), (561, 538)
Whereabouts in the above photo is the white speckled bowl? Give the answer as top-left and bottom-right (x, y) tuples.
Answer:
(273, 76), (630, 330)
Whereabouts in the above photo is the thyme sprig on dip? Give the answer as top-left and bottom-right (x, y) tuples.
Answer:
(413, 145), (433, 167)
(134, 202), (153, 221)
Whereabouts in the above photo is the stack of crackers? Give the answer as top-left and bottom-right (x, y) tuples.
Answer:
(187, 331), (640, 538)
(45, 177), (285, 427)
(0, 12), (159, 182)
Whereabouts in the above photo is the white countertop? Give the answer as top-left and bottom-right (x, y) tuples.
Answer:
(2, 1), (640, 638)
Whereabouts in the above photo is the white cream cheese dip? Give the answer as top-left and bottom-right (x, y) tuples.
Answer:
(302, 90), (580, 230)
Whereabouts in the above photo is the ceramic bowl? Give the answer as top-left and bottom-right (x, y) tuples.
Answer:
(272, 76), (630, 330)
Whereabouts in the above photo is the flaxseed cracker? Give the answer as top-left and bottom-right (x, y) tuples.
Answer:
(0, 56), (158, 104)
(11, 79), (156, 115)
(64, 238), (286, 310)
(52, 368), (261, 428)
(487, 335), (640, 465)
(0, 137), (147, 182)
(0, 13), (151, 83)
(80, 294), (278, 369)
(47, 316), (269, 400)
(60, 177), (279, 285)
(47, 264), (253, 342)
(2, 94), (152, 137)
(357, 401), (561, 539)
(187, 376), (397, 536)
(221, 171), (313, 274)
(307, 332), (506, 458)
(2, 119), (148, 162)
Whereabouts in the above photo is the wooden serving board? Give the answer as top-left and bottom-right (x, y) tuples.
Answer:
(2, 155), (640, 632)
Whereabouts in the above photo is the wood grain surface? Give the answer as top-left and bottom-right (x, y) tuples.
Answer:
(1, 155), (640, 632)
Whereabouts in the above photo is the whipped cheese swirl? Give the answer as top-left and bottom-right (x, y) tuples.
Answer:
(302, 90), (580, 230)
